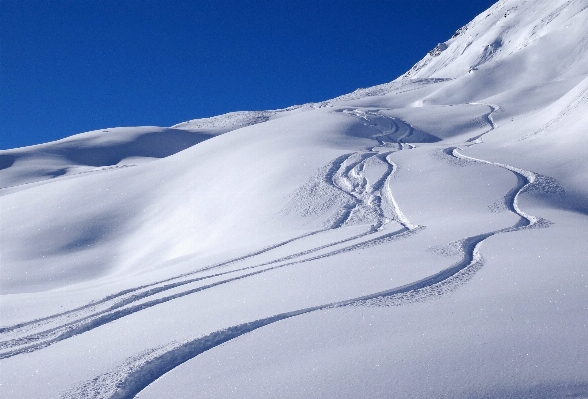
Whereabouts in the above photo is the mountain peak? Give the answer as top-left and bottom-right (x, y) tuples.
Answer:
(399, 0), (588, 82)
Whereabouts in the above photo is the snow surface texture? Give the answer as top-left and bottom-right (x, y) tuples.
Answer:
(1, 0), (587, 397)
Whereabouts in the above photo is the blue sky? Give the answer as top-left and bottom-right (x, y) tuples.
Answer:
(0, 0), (496, 150)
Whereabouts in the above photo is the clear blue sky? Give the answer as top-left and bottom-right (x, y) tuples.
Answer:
(0, 0), (495, 150)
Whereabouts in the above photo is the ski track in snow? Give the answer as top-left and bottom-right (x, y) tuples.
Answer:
(3, 0), (586, 394)
(1, 107), (555, 398)
(59, 179), (543, 399)
(356, 148), (556, 307)
(53, 107), (558, 398)
(466, 103), (500, 143)
(0, 111), (422, 360)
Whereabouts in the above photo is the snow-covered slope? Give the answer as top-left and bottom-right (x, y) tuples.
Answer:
(401, 0), (588, 82)
(1, 0), (587, 398)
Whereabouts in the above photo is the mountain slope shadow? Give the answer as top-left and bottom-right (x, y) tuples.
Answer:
(56, 128), (215, 167)
(0, 154), (16, 171)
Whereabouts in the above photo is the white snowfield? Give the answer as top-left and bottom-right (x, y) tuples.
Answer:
(1, 0), (587, 397)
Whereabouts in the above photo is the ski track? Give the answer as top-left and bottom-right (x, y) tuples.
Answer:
(61, 173), (544, 399)
(0, 152), (380, 343)
(0, 111), (422, 359)
(466, 103), (500, 143)
(10, 106), (550, 398)
(0, 225), (413, 359)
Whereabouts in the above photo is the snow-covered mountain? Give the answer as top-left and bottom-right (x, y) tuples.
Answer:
(1, 0), (587, 397)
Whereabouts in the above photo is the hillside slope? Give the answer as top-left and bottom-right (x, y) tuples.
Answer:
(1, 0), (587, 398)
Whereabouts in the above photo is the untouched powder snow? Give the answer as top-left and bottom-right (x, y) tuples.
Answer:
(1, 0), (587, 398)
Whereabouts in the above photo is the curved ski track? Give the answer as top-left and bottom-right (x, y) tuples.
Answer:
(62, 146), (548, 399)
(2, 107), (554, 399)
(466, 103), (500, 143)
(0, 113), (421, 360)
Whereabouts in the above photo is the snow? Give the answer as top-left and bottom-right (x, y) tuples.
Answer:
(1, 0), (587, 397)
